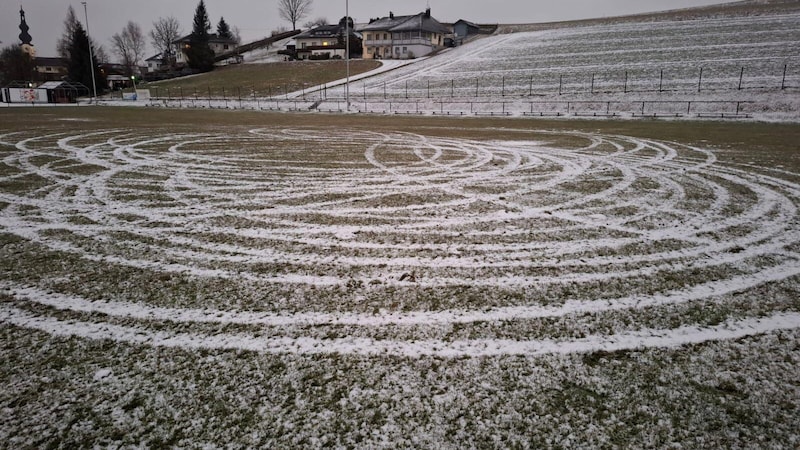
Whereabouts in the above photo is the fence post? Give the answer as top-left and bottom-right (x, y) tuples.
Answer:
(529, 75), (533, 97)
(476, 78), (479, 97)
(405, 80), (408, 99)
(166, 87), (171, 102)
(384, 81), (386, 99)
(738, 67), (744, 90)
(193, 88), (198, 107)
(698, 67), (703, 92)
(687, 101), (691, 115)
(559, 75), (562, 95)
(736, 101), (740, 115)
(207, 86), (211, 108)
(591, 74), (595, 94)
(659, 69), (663, 92)
(502, 75), (505, 97)
(253, 86), (259, 109)
(427, 80), (430, 99)
(641, 101), (645, 115)
(624, 71), (628, 93)
(782, 64), (787, 90)
(451, 79), (454, 98)
(223, 87), (228, 108)
(179, 87), (184, 107)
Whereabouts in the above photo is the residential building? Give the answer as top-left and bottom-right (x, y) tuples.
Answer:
(173, 33), (238, 66)
(360, 8), (449, 60)
(145, 53), (170, 73)
(34, 57), (67, 82)
(291, 17), (361, 60)
(453, 20), (480, 38)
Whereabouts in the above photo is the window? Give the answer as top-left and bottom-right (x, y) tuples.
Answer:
(224, 44), (229, 50)
(384, 33), (388, 40)
(395, 47), (400, 54)
(403, 47), (407, 54)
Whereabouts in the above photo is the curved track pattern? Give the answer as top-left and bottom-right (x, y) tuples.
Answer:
(1, 127), (798, 356)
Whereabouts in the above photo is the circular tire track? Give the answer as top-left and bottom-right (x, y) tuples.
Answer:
(1, 127), (798, 356)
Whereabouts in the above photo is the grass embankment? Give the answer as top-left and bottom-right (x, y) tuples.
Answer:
(1, 107), (798, 158)
(141, 60), (382, 98)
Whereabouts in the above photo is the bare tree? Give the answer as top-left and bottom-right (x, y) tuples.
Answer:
(150, 16), (182, 67)
(231, 26), (242, 46)
(278, 0), (313, 31)
(111, 21), (145, 76)
(303, 16), (328, 29)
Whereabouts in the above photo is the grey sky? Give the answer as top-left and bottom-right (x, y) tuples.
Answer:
(2, 0), (738, 60)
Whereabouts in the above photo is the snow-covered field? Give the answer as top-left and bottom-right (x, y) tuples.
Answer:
(305, 7), (799, 120)
(1, 114), (799, 446)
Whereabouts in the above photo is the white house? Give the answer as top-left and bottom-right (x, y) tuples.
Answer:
(360, 8), (449, 60)
(173, 33), (238, 66)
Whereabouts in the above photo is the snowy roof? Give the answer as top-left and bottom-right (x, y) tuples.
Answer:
(361, 10), (448, 35)
(295, 25), (342, 40)
(173, 33), (237, 45)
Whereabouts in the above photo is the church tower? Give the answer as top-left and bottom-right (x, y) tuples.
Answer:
(19, 6), (37, 57)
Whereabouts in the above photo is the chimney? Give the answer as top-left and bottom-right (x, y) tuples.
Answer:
(425, 8), (431, 18)
(389, 11), (394, 19)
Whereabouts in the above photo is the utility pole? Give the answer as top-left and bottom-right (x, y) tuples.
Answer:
(82, 2), (98, 104)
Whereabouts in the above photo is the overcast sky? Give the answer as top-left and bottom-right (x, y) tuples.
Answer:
(3, 0), (739, 60)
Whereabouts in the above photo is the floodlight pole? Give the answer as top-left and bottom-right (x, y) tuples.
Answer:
(345, 0), (350, 111)
(82, 2), (98, 104)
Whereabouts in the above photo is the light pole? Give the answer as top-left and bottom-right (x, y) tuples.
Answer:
(131, 75), (137, 100)
(81, 2), (98, 104)
(345, 0), (350, 111)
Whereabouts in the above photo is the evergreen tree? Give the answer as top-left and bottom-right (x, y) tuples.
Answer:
(186, 0), (215, 72)
(67, 21), (106, 94)
(217, 17), (232, 40)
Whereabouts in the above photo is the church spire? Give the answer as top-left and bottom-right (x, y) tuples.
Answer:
(19, 6), (33, 46)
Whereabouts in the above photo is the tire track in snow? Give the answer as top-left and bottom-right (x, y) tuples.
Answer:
(1, 127), (799, 356)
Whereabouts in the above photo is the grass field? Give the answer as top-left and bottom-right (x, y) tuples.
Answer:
(142, 60), (382, 98)
(1, 107), (799, 447)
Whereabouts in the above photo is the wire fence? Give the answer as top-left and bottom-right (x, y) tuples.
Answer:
(142, 96), (761, 119)
(141, 63), (798, 104)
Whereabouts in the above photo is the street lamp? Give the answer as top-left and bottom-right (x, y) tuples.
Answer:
(345, 0), (350, 111)
(131, 75), (137, 100)
(81, 2), (98, 104)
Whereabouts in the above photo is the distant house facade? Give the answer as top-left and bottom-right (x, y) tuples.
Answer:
(145, 53), (171, 73)
(290, 17), (361, 60)
(360, 8), (449, 59)
(34, 57), (67, 82)
(173, 33), (238, 66)
(453, 20), (480, 38)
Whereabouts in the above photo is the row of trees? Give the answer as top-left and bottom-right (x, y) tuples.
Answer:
(2, 0), (315, 89)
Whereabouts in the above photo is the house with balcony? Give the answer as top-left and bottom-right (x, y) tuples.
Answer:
(360, 8), (449, 60)
(291, 17), (361, 60)
(173, 33), (238, 66)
